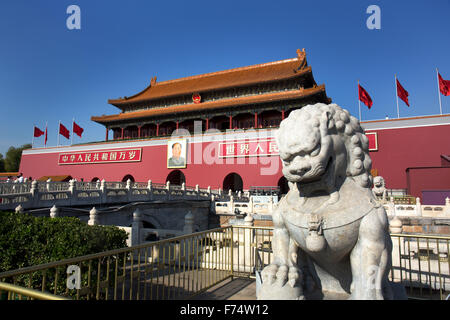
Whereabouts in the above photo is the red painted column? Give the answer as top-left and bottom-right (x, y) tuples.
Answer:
(156, 123), (159, 136)
(176, 121), (179, 130)
(121, 128), (124, 140)
(229, 116), (232, 129)
(138, 126), (141, 138)
(281, 110), (285, 120)
(254, 112), (258, 128)
(206, 118), (209, 131)
(105, 128), (109, 141)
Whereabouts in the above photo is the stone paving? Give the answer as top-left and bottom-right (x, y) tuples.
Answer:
(195, 278), (256, 300)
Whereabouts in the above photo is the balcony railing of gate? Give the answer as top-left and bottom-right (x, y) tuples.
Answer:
(0, 226), (448, 300)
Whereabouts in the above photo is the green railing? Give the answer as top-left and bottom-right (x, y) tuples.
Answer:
(0, 226), (448, 300)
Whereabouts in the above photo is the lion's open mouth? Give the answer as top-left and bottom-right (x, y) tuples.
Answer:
(297, 156), (333, 186)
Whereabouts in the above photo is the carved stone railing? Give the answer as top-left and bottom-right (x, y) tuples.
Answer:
(214, 194), (277, 215)
(0, 179), (225, 210)
(382, 196), (450, 217)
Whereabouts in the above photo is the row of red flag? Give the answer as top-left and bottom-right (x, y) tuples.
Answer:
(358, 71), (450, 111)
(33, 121), (84, 146)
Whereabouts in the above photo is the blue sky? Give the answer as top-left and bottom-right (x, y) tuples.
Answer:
(0, 0), (449, 155)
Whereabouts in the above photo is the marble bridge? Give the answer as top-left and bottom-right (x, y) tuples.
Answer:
(0, 179), (224, 210)
(0, 180), (275, 241)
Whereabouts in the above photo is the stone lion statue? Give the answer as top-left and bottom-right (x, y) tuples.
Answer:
(257, 103), (397, 300)
(372, 176), (387, 201)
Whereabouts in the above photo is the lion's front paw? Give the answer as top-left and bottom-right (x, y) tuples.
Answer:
(258, 264), (304, 300)
(261, 264), (301, 288)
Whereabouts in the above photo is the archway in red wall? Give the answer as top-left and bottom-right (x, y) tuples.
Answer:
(91, 177), (100, 182)
(277, 176), (289, 195)
(166, 170), (186, 186)
(223, 173), (243, 192)
(122, 174), (135, 182)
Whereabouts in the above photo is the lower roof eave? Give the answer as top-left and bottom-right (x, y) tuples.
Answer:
(92, 86), (330, 127)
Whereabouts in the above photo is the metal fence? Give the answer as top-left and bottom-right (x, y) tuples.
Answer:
(390, 233), (450, 300)
(0, 226), (448, 300)
(0, 227), (234, 300)
(0, 282), (69, 300)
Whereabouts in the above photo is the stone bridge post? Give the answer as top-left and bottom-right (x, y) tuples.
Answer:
(243, 215), (255, 272)
(30, 180), (39, 207)
(147, 180), (153, 201)
(126, 179), (132, 200)
(100, 179), (107, 203)
(166, 181), (170, 201)
(233, 215), (254, 273)
(50, 205), (59, 218)
(210, 194), (216, 212)
(416, 197), (422, 216)
(183, 211), (194, 234)
(445, 197), (450, 216)
(88, 207), (99, 225)
(68, 179), (76, 205)
(248, 196), (254, 214)
(388, 196), (395, 216)
(15, 204), (24, 214)
(131, 208), (143, 246)
(195, 184), (199, 200)
(181, 182), (186, 197)
(229, 194), (234, 215)
(269, 196), (274, 214)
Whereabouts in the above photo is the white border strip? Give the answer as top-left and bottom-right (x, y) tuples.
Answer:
(23, 129), (278, 155)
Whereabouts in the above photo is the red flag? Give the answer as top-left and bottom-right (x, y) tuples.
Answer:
(44, 125), (48, 146)
(438, 72), (450, 96)
(396, 79), (410, 106)
(34, 126), (44, 137)
(73, 121), (84, 138)
(358, 84), (373, 109)
(59, 123), (70, 139)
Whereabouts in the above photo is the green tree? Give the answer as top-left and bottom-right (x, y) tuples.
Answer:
(4, 143), (31, 172)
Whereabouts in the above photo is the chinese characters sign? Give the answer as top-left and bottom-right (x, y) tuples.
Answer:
(219, 138), (279, 158)
(218, 134), (378, 158)
(58, 148), (142, 165)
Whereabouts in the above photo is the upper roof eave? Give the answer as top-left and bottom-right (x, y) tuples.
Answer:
(108, 51), (311, 108)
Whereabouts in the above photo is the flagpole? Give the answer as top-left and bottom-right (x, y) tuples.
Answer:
(395, 74), (400, 118)
(71, 118), (74, 146)
(45, 121), (48, 147)
(358, 80), (362, 121)
(437, 68), (443, 115)
(32, 124), (35, 148)
(57, 120), (60, 146)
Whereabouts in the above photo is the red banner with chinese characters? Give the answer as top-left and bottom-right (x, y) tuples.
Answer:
(218, 134), (378, 158)
(219, 138), (279, 158)
(58, 148), (142, 165)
